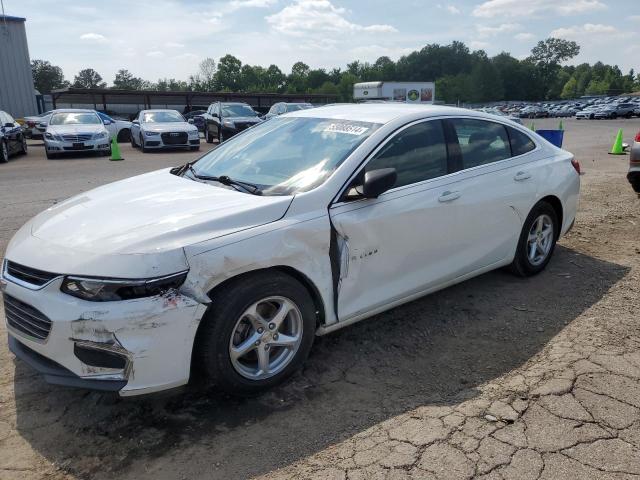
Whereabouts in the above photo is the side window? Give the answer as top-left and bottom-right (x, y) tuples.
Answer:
(365, 120), (448, 188)
(449, 118), (510, 169)
(508, 127), (536, 157)
(268, 105), (277, 114)
(277, 104), (286, 114)
(4, 113), (15, 125)
(0, 112), (7, 125)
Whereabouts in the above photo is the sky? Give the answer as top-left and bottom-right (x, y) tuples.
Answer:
(4, 0), (640, 84)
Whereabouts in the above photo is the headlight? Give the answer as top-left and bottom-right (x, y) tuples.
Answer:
(145, 130), (159, 136)
(45, 132), (59, 140)
(188, 129), (199, 136)
(61, 271), (188, 302)
(93, 131), (108, 140)
(222, 119), (235, 128)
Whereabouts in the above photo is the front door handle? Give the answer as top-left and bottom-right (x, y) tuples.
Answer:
(438, 190), (461, 203)
(514, 171), (532, 181)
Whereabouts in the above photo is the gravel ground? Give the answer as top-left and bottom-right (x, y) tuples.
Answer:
(1, 118), (640, 480)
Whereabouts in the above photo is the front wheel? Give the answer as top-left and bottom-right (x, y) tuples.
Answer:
(509, 201), (558, 277)
(205, 125), (213, 144)
(196, 271), (316, 395)
(20, 136), (28, 155)
(0, 141), (8, 163)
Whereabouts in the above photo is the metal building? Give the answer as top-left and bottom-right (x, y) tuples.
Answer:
(0, 15), (37, 118)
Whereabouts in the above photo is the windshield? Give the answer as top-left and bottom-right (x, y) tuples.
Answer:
(286, 104), (313, 112)
(192, 117), (380, 196)
(142, 111), (184, 123)
(50, 112), (101, 125)
(221, 104), (257, 117)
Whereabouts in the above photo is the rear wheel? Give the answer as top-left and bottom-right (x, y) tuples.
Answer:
(509, 201), (559, 277)
(117, 128), (131, 143)
(0, 141), (8, 163)
(196, 271), (316, 395)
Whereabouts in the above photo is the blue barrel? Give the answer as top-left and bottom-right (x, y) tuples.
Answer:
(535, 129), (564, 148)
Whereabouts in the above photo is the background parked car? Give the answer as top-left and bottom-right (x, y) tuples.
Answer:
(202, 102), (262, 143)
(22, 110), (52, 138)
(96, 112), (132, 142)
(0, 110), (28, 163)
(264, 102), (314, 120)
(43, 109), (112, 159)
(183, 110), (206, 131)
(575, 107), (600, 120)
(593, 103), (636, 119)
(130, 109), (200, 152)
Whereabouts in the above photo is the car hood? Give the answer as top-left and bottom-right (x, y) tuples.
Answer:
(28, 169), (293, 255)
(141, 122), (195, 133)
(47, 124), (106, 134)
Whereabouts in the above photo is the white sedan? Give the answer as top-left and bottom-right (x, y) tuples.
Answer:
(42, 109), (111, 159)
(1, 104), (580, 396)
(130, 109), (200, 152)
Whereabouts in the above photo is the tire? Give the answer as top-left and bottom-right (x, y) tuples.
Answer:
(190, 146), (200, 151)
(611, 113), (617, 119)
(45, 148), (57, 160)
(509, 201), (559, 277)
(205, 125), (213, 144)
(117, 128), (131, 143)
(218, 129), (224, 143)
(20, 135), (28, 155)
(130, 131), (137, 148)
(0, 140), (8, 163)
(196, 271), (316, 395)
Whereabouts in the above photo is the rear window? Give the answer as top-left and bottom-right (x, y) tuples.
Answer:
(508, 127), (536, 156)
(448, 118), (511, 169)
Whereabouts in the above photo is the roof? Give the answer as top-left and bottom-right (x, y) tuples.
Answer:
(287, 103), (483, 124)
(0, 15), (26, 22)
(51, 108), (98, 113)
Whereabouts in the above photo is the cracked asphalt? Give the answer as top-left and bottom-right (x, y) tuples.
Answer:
(1, 118), (640, 480)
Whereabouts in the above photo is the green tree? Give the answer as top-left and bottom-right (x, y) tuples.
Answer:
(112, 69), (146, 90)
(72, 68), (107, 89)
(560, 77), (578, 99)
(528, 37), (580, 99)
(31, 59), (69, 93)
(215, 55), (242, 91)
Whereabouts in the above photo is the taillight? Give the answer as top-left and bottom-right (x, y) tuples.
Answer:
(635, 130), (640, 143)
(27, 121), (35, 128)
(571, 158), (581, 175)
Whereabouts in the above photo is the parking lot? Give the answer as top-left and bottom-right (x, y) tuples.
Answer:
(1, 117), (640, 480)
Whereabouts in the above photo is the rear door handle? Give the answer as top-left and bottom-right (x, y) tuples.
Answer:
(438, 190), (461, 203)
(514, 171), (532, 181)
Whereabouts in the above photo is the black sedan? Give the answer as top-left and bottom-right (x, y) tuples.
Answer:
(1, 110), (28, 163)
(202, 102), (262, 143)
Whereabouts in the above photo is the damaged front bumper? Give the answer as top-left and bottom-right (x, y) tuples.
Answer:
(2, 276), (207, 396)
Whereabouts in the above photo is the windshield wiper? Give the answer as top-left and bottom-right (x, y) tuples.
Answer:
(184, 164), (262, 195)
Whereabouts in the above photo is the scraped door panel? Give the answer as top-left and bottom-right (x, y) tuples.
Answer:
(329, 181), (467, 321)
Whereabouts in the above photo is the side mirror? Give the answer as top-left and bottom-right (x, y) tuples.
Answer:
(362, 168), (397, 198)
(103, 119), (112, 125)
(212, 113), (219, 119)
(187, 118), (194, 124)
(36, 122), (47, 131)
(132, 120), (140, 125)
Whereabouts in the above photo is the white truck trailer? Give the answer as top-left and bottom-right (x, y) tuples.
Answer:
(353, 81), (435, 104)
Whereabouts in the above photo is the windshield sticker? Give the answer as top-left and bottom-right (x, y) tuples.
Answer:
(324, 123), (369, 136)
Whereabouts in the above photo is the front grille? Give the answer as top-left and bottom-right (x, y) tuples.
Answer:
(3, 294), (52, 341)
(6, 261), (59, 287)
(235, 122), (254, 131)
(61, 134), (93, 142)
(161, 132), (188, 145)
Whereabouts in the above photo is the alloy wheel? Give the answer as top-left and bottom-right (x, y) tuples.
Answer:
(228, 296), (303, 380)
(527, 214), (554, 266)
(1, 141), (7, 162)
